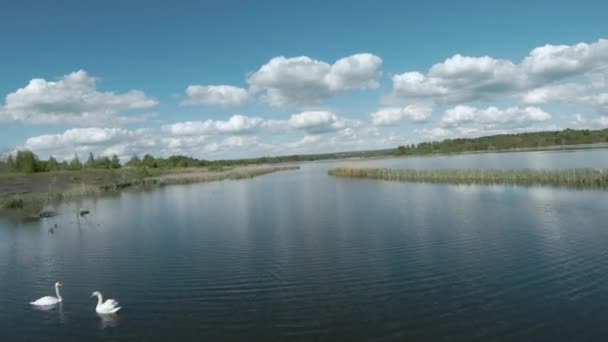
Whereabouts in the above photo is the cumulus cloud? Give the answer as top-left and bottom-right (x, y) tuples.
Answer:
(17, 127), (157, 161)
(388, 38), (608, 106)
(520, 40), (608, 82)
(580, 93), (608, 114)
(371, 105), (432, 126)
(162, 114), (265, 136)
(181, 85), (249, 107)
(569, 113), (608, 128)
(520, 83), (586, 104)
(287, 135), (323, 149)
(162, 111), (359, 137)
(286, 111), (359, 133)
(1, 70), (158, 125)
(248, 53), (382, 107)
(440, 105), (551, 129)
(14, 126), (271, 161)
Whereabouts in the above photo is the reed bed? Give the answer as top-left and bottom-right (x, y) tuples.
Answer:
(328, 167), (608, 189)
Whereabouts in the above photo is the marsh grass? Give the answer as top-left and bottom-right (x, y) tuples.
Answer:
(0, 165), (299, 219)
(328, 167), (608, 189)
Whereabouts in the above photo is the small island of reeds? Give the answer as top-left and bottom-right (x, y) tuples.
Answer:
(328, 167), (608, 189)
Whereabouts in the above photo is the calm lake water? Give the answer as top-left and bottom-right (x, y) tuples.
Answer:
(1, 149), (608, 341)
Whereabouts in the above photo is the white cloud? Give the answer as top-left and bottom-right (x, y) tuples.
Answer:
(520, 40), (608, 82)
(162, 111), (359, 139)
(569, 113), (608, 128)
(162, 114), (265, 136)
(388, 38), (608, 106)
(440, 105), (551, 129)
(222, 135), (260, 147)
(248, 53), (382, 107)
(181, 85), (249, 107)
(287, 135), (323, 148)
(17, 127), (157, 161)
(414, 127), (455, 141)
(520, 83), (586, 104)
(371, 105), (432, 126)
(287, 110), (359, 133)
(390, 55), (521, 104)
(14, 127), (272, 161)
(201, 136), (277, 159)
(162, 136), (209, 150)
(580, 93), (608, 114)
(2, 70), (158, 125)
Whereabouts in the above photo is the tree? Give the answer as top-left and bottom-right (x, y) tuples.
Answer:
(7, 155), (14, 169)
(47, 156), (60, 171)
(125, 155), (141, 168)
(142, 154), (157, 168)
(96, 156), (111, 169)
(85, 152), (96, 168)
(68, 155), (83, 171)
(14, 150), (39, 173)
(110, 155), (121, 169)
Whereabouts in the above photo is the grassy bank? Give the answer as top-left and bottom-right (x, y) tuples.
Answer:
(328, 167), (608, 189)
(0, 165), (299, 219)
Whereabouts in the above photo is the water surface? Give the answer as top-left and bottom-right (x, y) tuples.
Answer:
(1, 149), (608, 340)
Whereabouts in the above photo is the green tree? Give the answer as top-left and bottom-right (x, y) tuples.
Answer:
(68, 155), (83, 171)
(125, 155), (141, 168)
(142, 154), (157, 168)
(85, 152), (96, 168)
(47, 156), (60, 171)
(7, 154), (15, 170)
(110, 154), (121, 169)
(96, 156), (111, 169)
(14, 150), (39, 173)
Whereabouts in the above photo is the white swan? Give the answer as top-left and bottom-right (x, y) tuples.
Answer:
(91, 291), (121, 314)
(30, 282), (62, 306)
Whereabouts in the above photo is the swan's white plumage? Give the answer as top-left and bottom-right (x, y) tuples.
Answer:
(92, 291), (121, 314)
(30, 296), (61, 306)
(30, 282), (62, 307)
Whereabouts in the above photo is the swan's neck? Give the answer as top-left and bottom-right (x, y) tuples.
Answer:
(96, 293), (103, 307)
(55, 285), (62, 301)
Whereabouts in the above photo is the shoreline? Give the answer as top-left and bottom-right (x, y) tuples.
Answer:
(0, 165), (299, 220)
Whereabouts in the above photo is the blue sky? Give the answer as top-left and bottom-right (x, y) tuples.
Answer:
(1, 0), (607, 160)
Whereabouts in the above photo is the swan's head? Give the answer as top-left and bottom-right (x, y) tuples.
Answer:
(55, 282), (62, 288)
(91, 291), (101, 298)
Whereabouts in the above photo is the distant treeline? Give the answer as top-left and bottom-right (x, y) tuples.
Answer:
(395, 128), (608, 155)
(1, 128), (608, 174)
(2, 151), (122, 173)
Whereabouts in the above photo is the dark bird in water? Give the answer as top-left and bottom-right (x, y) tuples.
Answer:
(48, 223), (58, 234)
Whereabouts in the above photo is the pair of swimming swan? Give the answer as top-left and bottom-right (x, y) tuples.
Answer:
(30, 282), (121, 314)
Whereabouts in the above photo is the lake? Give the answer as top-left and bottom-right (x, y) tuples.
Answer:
(1, 149), (608, 341)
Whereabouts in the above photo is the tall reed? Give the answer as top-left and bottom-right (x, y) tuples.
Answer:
(328, 167), (608, 189)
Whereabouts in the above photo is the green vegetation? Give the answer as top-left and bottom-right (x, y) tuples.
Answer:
(2, 128), (608, 175)
(0, 165), (299, 219)
(394, 128), (608, 156)
(329, 167), (608, 189)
